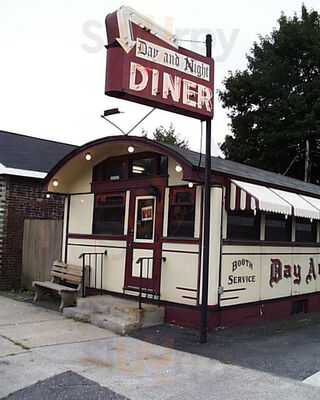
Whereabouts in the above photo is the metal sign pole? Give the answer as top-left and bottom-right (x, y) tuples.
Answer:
(200, 34), (213, 344)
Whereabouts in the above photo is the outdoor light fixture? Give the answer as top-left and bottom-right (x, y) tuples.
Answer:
(175, 164), (183, 173)
(128, 145), (135, 153)
(85, 152), (92, 161)
(52, 179), (59, 187)
(46, 193), (51, 199)
(188, 182), (194, 188)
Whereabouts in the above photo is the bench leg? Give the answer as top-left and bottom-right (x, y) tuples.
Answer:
(33, 286), (45, 304)
(59, 292), (77, 312)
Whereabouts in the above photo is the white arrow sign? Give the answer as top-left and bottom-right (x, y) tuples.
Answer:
(116, 6), (179, 53)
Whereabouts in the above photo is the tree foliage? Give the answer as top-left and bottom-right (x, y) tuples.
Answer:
(220, 5), (320, 182)
(146, 124), (189, 149)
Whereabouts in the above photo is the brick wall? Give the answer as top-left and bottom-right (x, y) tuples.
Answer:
(0, 175), (65, 290)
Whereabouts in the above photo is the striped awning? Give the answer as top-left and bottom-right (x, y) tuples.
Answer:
(229, 180), (320, 219)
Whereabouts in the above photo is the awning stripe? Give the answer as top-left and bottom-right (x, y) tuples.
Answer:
(229, 180), (291, 215)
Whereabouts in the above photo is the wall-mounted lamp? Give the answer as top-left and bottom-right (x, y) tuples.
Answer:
(85, 152), (92, 161)
(175, 164), (183, 173)
(46, 193), (51, 199)
(52, 179), (59, 187)
(128, 145), (135, 153)
(188, 182), (194, 188)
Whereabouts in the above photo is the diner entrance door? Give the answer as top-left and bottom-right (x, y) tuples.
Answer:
(124, 188), (164, 294)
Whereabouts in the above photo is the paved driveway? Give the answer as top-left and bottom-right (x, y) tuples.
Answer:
(1, 295), (320, 400)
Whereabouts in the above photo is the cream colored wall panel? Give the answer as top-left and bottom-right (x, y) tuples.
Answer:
(67, 244), (97, 267)
(162, 242), (199, 253)
(220, 254), (261, 306)
(223, 245), (262, 255)
(222, 245), (320, 306)
(69, 194), (94, 234)
(95, 239), (127, 248)
(160, 252), (198, 305)
(61, 197), (69, 260)
(168, 157), (185, 186)
(124, 191), (130, 235)
(207, 187), (223, 306)
(162, 188), (170, 237)
(101, 248), (126, 293)
(291, 250), (318, 296)
(132, 249), (154, 278)
(194, 186), (202, 238)
(68, 168), (92, 194)
(260, 253), (293, 300)
(222, 189), (227, 240)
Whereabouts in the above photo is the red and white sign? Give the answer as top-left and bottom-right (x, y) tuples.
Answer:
(105, 6), (214, 120)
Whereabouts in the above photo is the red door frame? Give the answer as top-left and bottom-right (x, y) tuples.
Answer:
(124, 185), (165, 293)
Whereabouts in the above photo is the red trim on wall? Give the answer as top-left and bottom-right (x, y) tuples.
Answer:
(92, 176), (168, 193)
(68, 233), (127, 241)
(161, 238), (199, 245)
(165, 292), (320, 331)
(222, 239), (319, 247)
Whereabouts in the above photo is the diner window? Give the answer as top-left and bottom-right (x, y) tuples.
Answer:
(168, 188), (195, 238)
(93, 158), (127, 182)
(227, 211), (260, 241)
(265, 213), (291, 242)
(93, 194), (125, 235)
(92, 153), (168, 182)
(295, 217), (317, 243)
(129, 154), (167, 177)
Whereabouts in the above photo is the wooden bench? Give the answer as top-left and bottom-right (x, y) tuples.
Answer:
(32, 261), (85, 311)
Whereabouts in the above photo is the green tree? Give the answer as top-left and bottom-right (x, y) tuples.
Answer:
(145, 124), (189, 149)
(220, 5), (320, 183)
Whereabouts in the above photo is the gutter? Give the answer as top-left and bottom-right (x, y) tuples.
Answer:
(0, 163), (47, 179)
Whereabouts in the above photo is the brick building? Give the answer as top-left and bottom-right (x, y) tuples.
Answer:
(0, 131), (76, 290)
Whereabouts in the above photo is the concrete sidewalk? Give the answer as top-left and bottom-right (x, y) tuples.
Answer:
(0, 296), (320, 400)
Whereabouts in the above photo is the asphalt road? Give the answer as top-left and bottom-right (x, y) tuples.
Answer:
(131, 312), (320, 381)
(2, 371), (128, 400)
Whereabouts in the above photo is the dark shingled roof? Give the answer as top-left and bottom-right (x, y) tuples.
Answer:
(163, 143), (320, 198)
(0, 130), (77, 173)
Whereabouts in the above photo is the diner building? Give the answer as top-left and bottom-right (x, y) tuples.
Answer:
(45, 134), (320, 328)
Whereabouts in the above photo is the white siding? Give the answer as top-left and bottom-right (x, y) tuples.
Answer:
(69, 194), (94, 234)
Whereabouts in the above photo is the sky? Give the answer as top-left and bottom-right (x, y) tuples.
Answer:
(0, 0), (319, 155)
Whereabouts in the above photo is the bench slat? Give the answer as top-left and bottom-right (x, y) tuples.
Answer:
(51, 267), (82, 278)
(51, 271), (81, 284)
(52, 263), (82, 274)
(33, 281), (78, 293)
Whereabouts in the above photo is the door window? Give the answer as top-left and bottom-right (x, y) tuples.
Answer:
(134, 197), (156, 241)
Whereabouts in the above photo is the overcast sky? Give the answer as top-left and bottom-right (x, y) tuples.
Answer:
(0, 0), (319, 154)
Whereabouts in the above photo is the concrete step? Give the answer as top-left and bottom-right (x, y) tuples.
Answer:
(63, 295), (164, 335)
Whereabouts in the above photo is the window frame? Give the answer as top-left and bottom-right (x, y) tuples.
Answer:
(167, 186), (196, 239)
(92, 192), (126, 236)
(133, 195), (157, 243)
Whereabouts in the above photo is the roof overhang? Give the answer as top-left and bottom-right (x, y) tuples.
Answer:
(0, 163), (46, 179)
